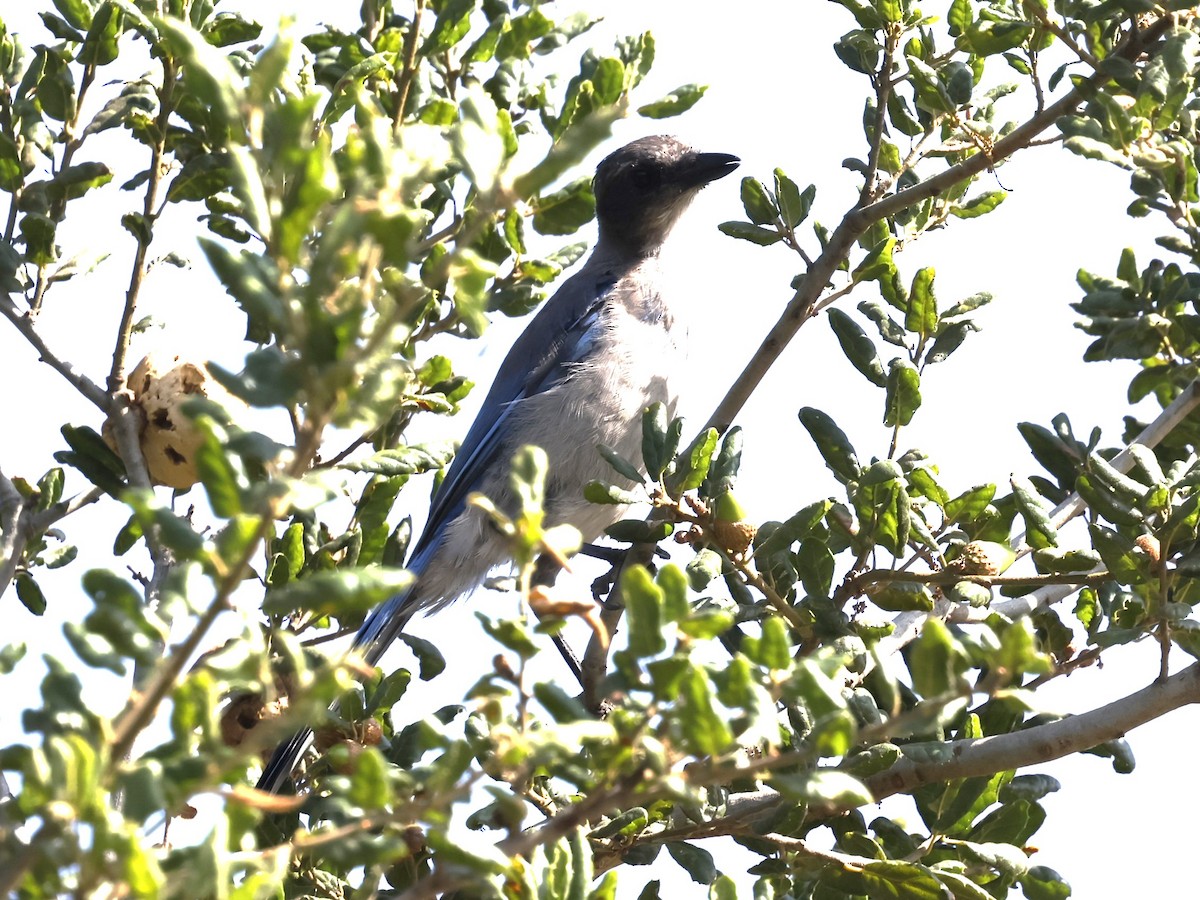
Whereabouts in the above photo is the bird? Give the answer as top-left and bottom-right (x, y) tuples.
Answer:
(256, 135), (740, 793)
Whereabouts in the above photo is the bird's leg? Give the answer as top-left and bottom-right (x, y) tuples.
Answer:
(530, 554), (586, 690)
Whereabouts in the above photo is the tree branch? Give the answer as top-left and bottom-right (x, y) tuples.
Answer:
(593, 662), (1200, 868)
(863, 662), (1200, 803)
(392, 0), (426, 132)
(0, 475), (103, 600)
(108, 56), (175, 393)
(702, 14), (1174, 437)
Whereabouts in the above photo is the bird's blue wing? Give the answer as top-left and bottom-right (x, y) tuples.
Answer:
(409, 269), (618, 559)
(349, 269), (617, 659)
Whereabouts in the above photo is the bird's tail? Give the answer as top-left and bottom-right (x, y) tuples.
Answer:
(254, 545), (436, 794)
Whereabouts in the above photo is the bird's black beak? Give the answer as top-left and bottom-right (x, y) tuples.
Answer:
(681, 151), (740, 189)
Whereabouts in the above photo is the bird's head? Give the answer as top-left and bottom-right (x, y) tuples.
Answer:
(593, 135), (739, 258)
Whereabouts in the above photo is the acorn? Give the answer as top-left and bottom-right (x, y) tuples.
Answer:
(712, 491), (755, 556)
(714, 490), (748, 523)
(953, 540), (1016, 576)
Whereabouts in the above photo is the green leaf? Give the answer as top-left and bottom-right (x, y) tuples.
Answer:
(590, 807), (649, 840)
(263, 569), (414, 618)
(1032, 547), (1101, 574)
(1017, 423), (1080, 486)
(344, 445), (455, 477)
(1, 643), (29, 675)
(1020, 866), (1072, 900)
(869, 581), (935, 612)
(909, 618), (968, 697)
(771, 769), (871, 807)
(533, 682), (590, 722)
(21, 213), (58, 266)
(605, 518), (673, 543)
(941, 61), (974, 106)
(532, 176), (596, 236)
(398, 633), (446, 680)
(948, 0), (972, 36)
(1011, 476), (1058, 548)
(878, 0), (903, 23)
(424, 0), (474, 52)
(641, 403), (673, 480)
(826, 860), (948, 899)
(858, 299), (909, 347)
(1087, 523), (1143, 582)
(622, 565), (666, 657)
(964, 20), (1033, 56)
(828, 308), (887, 387)
(707, 875), (738, 900)
(40, 13), (84, 43)
(584, 481), (642, 505)
(686, 548), (723, 591)
(79, 2), (122, 67)
(657, 564), (689, 624)
(884, 359), (921, 427)
(638, 83), (707, 118)
(666, 842), (716, 885)
(942, 291), (993, 319)
(853, 236), (897, 285)
(739, 177), (777, 225)
(798, 538), (835, 598)
(679, 664), (733, 755)
(476, 616), (538, 662)
(597, 444), (643, 483)
(157, 18), (243, 131)
(798, 408), (860, 482)
(202, 12), (261, 47)
(774, 170), (814, 228)
(16, 573), (48, 616)
(717, 221), (782, 246)
(952, 190), (1007, 219)
(999, 774), (1061, 803)
(705, 427), (743, 498)
(668, 428), (718, 494)
(754, 500), (831, 559)
(54, 0), (96, 30)
(193, 420), (242, 517)
(926, 320), (979, 364)
(1075, 473), (1143, 526)
(743, 615), (793, 670)
(852, 460), (910, 556)
(906, 268), (938, 338)
(56, 424), (126, 496)
(840, 742), (902, 776)
(1064, 136), (1130, 168)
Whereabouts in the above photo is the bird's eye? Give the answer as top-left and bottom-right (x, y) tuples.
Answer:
(629, 162), (659, 191)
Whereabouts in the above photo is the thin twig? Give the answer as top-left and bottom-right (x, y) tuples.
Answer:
(392, 0), (426, 132)
(851, 568), (1113, 590)
(591, 662), (1200, 870)
(108, 56), (176, 393)
(858, 29), (898, 207)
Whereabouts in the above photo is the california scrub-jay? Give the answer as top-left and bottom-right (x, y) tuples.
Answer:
(257, 135), (739, 792)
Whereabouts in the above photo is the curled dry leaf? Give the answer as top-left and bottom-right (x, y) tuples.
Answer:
(529, 585), (610, 651)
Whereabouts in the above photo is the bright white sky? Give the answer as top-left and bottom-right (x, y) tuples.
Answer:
(1, 1), (1195, 896)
